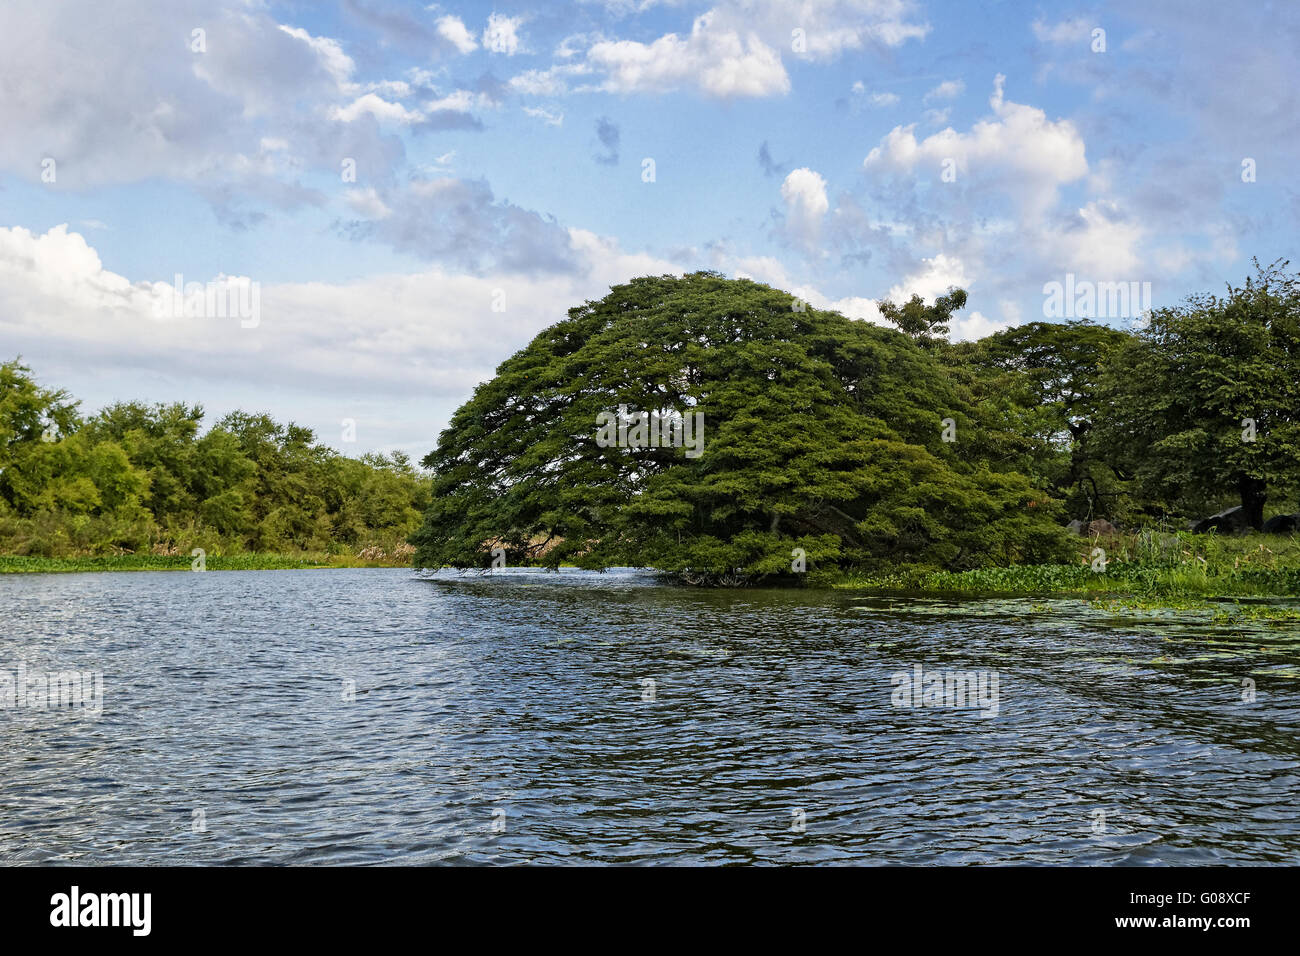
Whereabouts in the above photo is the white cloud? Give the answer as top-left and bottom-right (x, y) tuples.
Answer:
(1048, 200), (1145, 277)
(885, 252), (969, 305)
(0, 1), (410, 214)
(436, 15), (478, 54)
(764, 0), (930, 59)
(523, 106), (565, 126)
(780, 168), (830, 246)
(509, 66), (582, 96)
(331, 92), (424, 124)
(345, 187), (392, 220)
(850, 83), (899, 108)
(0, 224), (682, 453)
(923, 107), (950, 126)
(278, 25), (356, 87)
(864, 75), (1088, 216)
(923, 79), (964, 102)
(483, 13), (524, 55)
(559, 1), (927, 99)
(3, 223), (1019, 454)
(585, 16), (790, 98)
(950, 310), (1013, 341)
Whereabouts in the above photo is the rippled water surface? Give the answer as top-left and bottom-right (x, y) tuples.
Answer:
(2, 568), (1298, 865)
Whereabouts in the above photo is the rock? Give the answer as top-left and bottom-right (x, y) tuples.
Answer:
(1066, 519), (1086, 535)
(1087, 519), (1119, 536)
(1192, 505), (1251, 535)
(1262, 513), (1300, 534)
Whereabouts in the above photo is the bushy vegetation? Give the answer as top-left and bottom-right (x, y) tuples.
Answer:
(836, 530), (1300, 598)
(8, 259), (1298, 589)
(957, 258), (1300, 527)
(411, 272), (1074, 576)
(0, 359), (430, 562)
(412, 263), (1299, 584)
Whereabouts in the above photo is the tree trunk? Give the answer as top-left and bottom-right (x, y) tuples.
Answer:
(1238, 475), (1267, 530)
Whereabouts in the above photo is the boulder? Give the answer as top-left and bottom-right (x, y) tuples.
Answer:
(1191, 505), (1251, 535)
(1066, 519), (1086, 535)
(1087, 519), (1119, 536)
(1262, 513), (1300, 534)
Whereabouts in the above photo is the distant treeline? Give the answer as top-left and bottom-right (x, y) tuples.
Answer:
(0, 360), (430, 558)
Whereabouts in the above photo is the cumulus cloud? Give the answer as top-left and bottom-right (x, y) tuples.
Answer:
(331, 92), (425, 125)
(1046, 200), (1145, 276)
(864, 74), (1088, 216)
(0, 0), (492, 211)
(885, 252), (969, 305)
(0, 224), (680, 453)
(780, 168), (830, 248)
(923, 107), (950, 126)
(923, 79), (964, 102)
(483, 13), (524, 55)
(584, 18), (790, 98)
(436, 15), (478, 54)
(950, 310), (1014, 340)
(551, 0), (927, 99)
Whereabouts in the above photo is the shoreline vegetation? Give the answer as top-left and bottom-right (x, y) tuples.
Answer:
(0, 357), (431, 570)
(0, 547), (416, 574)
(830, 531), (1300, 598)
(6, 267), (1300, 618)
(11, 531), (1298, 596)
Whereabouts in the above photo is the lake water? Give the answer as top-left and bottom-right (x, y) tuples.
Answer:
(2, 567), (1298, 865)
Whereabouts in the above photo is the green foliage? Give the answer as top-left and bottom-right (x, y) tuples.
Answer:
(0, 359), (430, 558)
(411, 273), (1073, 577)
(878, 286), (968, 346)
(836, 530), (1300, 598)
(0, 552), (414, 573)
(954, 319), (1134, 521)
(1094, 258), (1300, 528)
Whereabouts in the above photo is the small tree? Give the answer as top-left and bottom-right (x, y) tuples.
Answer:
(878, 287), (968, 346)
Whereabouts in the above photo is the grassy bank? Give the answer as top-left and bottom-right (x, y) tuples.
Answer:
(0, 550), (415, 573)
(833, 531), (1300, 600)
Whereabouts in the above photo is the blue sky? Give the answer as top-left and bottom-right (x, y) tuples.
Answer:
(1, 0), (1296, 455)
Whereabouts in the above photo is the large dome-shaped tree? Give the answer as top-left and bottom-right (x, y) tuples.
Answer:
(411, 272), (1070, 578)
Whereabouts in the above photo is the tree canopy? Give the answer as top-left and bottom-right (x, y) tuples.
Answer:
(0, 359), (430, 557)
(410, 272), (1072, 578)
(1093, 259), (1300, 528)
(6, 261), (1297, 573)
